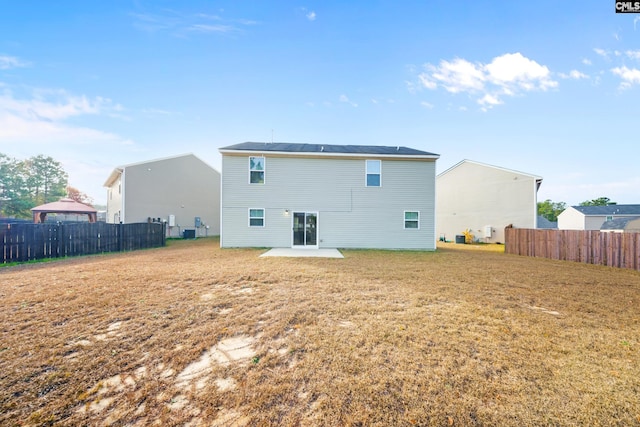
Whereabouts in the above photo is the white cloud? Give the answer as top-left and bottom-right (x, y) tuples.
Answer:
(420, 101), (434, 109)
(188, 24), (236, 33)
(477, 94), (502, 106)
(0, 86), (135, 204)
(417, 52), (557, 110)
(417, 74), (437, 90)
(626, 50), (640, 60)
(0, 85), (132, 145)
(611, 66), (640, 89)
(306, 11), (316, 21)
(0, 55), (29, 69)
(485, 53), (556, 90)
(559, 70), (589, 79)
(582, 58), (592, 66)
(131, 9), (253, 36)
(423, 58), (485, 94)
(0, 88), (120, 121)
(339, 94), (357, 107)
(593, 48), (609, 60)
(635, 16), (640, 30)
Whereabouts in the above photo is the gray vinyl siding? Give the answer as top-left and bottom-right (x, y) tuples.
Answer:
(221, 155), (436, 249)
(121, 155), (220, 237)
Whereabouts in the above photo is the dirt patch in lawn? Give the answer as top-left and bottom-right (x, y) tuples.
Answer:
(1, 238), (639, 426)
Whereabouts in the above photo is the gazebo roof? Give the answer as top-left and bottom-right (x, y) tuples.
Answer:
(31, 198), (97, 214)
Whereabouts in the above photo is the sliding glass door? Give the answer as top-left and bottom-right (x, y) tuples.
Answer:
(292, 212), (318, 247)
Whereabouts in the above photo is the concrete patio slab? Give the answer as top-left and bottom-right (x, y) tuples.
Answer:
(259, 248), (344, 258)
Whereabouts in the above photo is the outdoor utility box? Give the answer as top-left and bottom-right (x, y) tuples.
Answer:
(183, 229), (196, 239)
(455, 235), (465, 244)
(195, 216), (201, 228)
(484, 225), (492, 238)
(168, 214), (176, 227)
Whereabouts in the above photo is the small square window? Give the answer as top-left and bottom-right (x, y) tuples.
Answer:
(249, 157), (265, 184)
(366, 160), (381, 187)
(249, 208), (265, 227)
(404, 211), (419, 229)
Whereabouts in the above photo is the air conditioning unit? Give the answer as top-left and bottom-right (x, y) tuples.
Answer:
(168, 214), (176, 227)
(484, 226), (492, 238)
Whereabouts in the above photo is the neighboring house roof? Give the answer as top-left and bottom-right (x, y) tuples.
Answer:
(571, 204), (640, 216)
(437, 159), (543, 181)
(219, 142), (439, 159)
(103, 153), (216, 187)
(537, 216), (557, 229)
(600, 217), (640, 230)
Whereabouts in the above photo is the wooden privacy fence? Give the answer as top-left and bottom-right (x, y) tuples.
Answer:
(0, 222), (166, 264)
(505, 227), (640, 271)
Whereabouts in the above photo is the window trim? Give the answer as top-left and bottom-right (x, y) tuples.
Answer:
(365, 159), (381, 187)
(249, 208), (265, 227)
(404, 210), (420, 230)
(249, 156), (266, 184)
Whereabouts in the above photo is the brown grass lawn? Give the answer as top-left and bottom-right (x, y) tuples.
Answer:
(1, 238), (639, 426)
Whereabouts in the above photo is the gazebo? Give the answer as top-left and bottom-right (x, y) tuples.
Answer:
(31, 198), (98, 223)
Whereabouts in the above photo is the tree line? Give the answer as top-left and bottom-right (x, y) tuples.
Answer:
(0, 153), (93, 219)
(537, 197), (616, 222)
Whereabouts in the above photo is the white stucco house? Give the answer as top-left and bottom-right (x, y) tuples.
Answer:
(436, 160), (542, 244)
(219, 142), (439, 250)
(558, 205), (640, 231)
(104, 153), (220, 237)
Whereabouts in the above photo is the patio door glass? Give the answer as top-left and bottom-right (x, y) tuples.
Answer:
(293, 212), (317, 247)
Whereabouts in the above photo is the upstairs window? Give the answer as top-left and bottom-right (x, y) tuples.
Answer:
(404, 211), (419, 229)
(366, 160), (381, 187)
(249, 208), (265, 227)
(249, 156), (265, 184)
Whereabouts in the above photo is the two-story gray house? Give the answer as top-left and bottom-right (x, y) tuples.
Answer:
(219, 142), (439, 250)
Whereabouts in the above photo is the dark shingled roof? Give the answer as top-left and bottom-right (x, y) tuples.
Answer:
(572, 204), (640, 215)
(537, 216), (557, 229)
(219, 142), (439, 157)
(600, 217), (640, 230)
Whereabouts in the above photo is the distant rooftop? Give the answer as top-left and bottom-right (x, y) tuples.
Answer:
(573, 204), (640, 215)
(600, 217), (640, 230)
(537, 216), (557, 229)
(219, 142), (439, 157)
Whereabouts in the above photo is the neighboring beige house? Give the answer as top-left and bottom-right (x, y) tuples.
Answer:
(219, 142), (439, 250)
(558, 205), (640, 230)
(436, 160), (542, 244)
(104, 154), (220, 237)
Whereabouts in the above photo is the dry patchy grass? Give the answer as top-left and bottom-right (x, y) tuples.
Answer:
(1, 238), (639, 426)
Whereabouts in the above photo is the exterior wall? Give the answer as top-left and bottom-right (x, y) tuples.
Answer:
(584, 215), (607, 230)
(107, 155), (220, 237)
(221, 154), (436, 249)
(105, 175), (123, 224)
(436, 161), (539, 244)
(626, 218), (640, 232)
(557, 207), (587, 230)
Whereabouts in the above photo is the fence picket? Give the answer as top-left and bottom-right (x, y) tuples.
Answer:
(1, 222), (166, 264)
(505, 227), (640, 271)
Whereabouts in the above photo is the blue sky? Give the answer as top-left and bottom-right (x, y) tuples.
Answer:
(1, 1), (638, 206)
